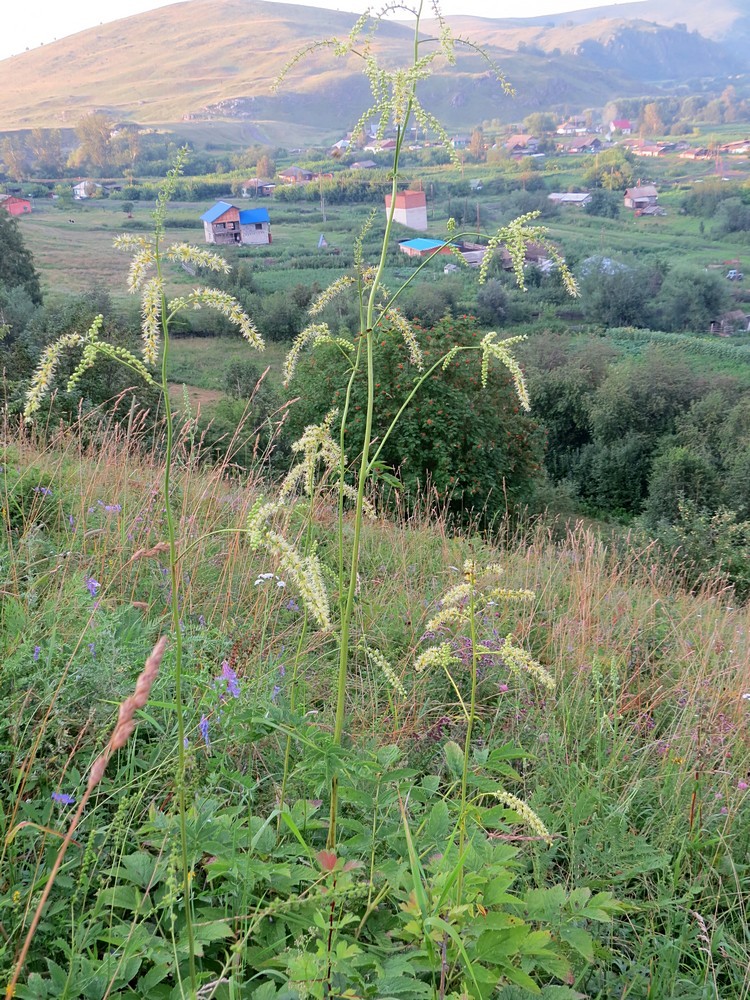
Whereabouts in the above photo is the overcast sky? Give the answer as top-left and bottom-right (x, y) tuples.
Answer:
(2, 0), (619, 60)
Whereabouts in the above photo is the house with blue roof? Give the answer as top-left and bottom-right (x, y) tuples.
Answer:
(200, 201), (271, 246)
(398, 238), (453, 258)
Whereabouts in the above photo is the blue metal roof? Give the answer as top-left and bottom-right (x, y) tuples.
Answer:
(200, 201), (235, 223)
(400, 238), (450, 251)
(238, 207), (270, 225)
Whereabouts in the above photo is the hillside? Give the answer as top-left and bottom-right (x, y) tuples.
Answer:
(0, 0), (748, 138)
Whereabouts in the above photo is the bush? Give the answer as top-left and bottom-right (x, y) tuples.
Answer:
(287, 314), (544, 521)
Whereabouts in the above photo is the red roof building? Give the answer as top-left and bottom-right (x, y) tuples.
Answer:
(0, 194), (32, 216)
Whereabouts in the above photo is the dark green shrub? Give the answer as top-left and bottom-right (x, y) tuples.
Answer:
(287, 314), (543, 521)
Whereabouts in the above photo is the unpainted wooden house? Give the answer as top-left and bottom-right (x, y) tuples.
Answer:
(624, 185), (658, 210)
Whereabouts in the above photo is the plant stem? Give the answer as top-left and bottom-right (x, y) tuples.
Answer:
(157, 251), (197, 996)
(457, 580), (478, 901)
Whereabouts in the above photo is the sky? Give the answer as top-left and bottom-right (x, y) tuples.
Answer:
(1, 0), (622, 61)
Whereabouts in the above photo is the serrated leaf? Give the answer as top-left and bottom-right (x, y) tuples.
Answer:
(560, 926), (594, 963)
(426, 800), (450, 842)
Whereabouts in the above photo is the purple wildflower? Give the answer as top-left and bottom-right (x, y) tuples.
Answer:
(51, 791), (75, 806)
(271, 685), (281, 702)
(220, 661), (240, 699)
(285, 598), (300, 613)
(198, 615), (206, 627)
(33, 645), (41, 661)
(85, 577), (100, 597)
(88, 643), (96, 657)
(68, 514), (75, 528)
(199, 715), (210, 747)
(33, 486), (53, 497)
(103, 504), (122, 514)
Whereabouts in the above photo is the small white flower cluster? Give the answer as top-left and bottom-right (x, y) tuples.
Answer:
(246, 500), (331, 630)
(499, 635), (555, 691)
(480, 333), (529, 409)
(181, 288), (264, 350)
(254, 572), (286, 589)
(384, 307), (424, 371)
(24, 332), (85, 420)
(362, 644), (407, 698)
(140, 277), (163, 365)
(414, 642), (460, 674)
(494, 790), (552, 844)
(308, 275), (356, 316)
(166, 242), (230, 274)
(283, 323), (354, 387)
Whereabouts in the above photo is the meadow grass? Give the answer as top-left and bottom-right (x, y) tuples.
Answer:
(2, 417), (749, 998)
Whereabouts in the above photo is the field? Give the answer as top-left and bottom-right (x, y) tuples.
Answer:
(2, 420), (749, 999)
(6, 44), (750, 991)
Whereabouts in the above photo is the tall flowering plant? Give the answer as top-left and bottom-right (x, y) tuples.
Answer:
(23, 151), (265, 994)
(268, 0), (576, 847)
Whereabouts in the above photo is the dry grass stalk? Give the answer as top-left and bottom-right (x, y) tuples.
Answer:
(5, 636), (168, 1000)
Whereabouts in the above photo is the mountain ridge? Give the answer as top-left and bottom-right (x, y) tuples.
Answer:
(1, 0), (748, 137)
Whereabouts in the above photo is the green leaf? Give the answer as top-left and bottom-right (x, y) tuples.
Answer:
(426, 800), (450, 842)
(498, 962), (542, 994)
(474, 926), (530, 962)
(482, 871), (516, 907)
(560, 926), (594, 963)
(251, 980), (279, 1000)
(444, 740), (465, 778)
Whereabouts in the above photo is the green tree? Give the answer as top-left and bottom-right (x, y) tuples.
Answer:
(582, 146), (634, 190)
(578, 258), (653, 328)
(72, 112), (114, 171)
(584, 189), (620, 218)
(643, 446), (720, 524)
(641, 102), (664, 137)
(655, 265), (728, 332)
(0, 212), (42, 305)
(27, 127), (64, 176)
(522, 112), (557, 135)
(1, 136), (28, 181)
(256, 154), (276, 179)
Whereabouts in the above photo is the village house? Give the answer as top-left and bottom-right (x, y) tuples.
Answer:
(241, 178), (275, 197)
(351, 160), (377, 170)
(719, 139), (750, 155)
(398, 238), (453, 258)
(710, 310), (750, 336)
(564, 137), (603, 154)
(385, 189), (428, 231)
(73, 181), (102, 199)
(609, 119), (632, 135)
(0, 194), (31, 215)
(200, 201), (271, 246)
(624, 184), (659, 210)
(557, 117), (588, 136)
(278, 166), (314, 184)
(679, 147), (710, 160)
(633, 143), (675, 158)
(548, 192), (592, 207)
(504, 134), (539, 154)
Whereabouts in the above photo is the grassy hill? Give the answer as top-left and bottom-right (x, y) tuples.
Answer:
(0, 0), (746, 139)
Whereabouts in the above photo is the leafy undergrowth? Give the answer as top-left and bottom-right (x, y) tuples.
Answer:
(1, 422), (749, 1000)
